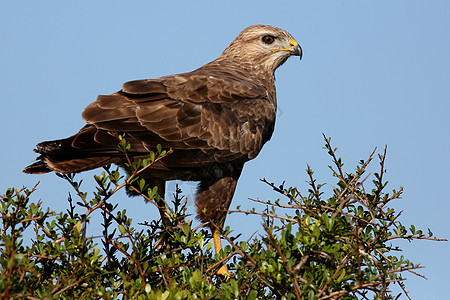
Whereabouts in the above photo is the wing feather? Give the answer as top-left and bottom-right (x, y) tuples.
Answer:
(81, 70), (276, 163)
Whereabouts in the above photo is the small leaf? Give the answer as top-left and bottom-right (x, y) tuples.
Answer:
(118, 224), (126, 235)
(74, 221), (82, 234)
(150, 151), (156, 162)
(336, 268), (346, 283)
(139, 178), (146, 191)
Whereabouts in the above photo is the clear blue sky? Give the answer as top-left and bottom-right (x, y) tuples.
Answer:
(1, 1), (449, 298)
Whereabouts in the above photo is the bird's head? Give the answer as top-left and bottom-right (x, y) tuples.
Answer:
(219, 25), (302, 73)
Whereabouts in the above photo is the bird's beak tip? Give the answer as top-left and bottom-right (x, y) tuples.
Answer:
(290, 44), (303, 60)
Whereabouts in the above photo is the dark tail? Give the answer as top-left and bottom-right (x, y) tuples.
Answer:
(23, 160), (52, 174)
(24, 125), (122, 174)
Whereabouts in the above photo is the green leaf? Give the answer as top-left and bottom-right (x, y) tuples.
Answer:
(139, 178), (146, 191)
(336, 268), (346, 283)
(150, 151), (156, 162)
(74, 220), (82, 234)
(118, 224), (126, 235)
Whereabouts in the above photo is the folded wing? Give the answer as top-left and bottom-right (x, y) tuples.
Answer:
(81, 71), (276, 168)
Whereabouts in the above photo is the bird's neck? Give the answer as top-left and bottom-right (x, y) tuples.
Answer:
(201, 59), (276, 89)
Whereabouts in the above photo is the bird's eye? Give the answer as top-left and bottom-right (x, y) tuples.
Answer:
(262, 35), (275, 44)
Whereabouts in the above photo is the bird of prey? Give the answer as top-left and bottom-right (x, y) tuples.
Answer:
(24, 24), (302, 274)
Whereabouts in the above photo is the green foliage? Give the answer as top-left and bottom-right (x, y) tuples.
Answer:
(0, 137), (445, 299)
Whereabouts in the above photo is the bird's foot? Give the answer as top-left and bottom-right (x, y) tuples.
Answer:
(216, 264), (231, 279)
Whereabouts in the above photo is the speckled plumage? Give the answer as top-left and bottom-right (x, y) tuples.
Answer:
(24, 25), (302, 229)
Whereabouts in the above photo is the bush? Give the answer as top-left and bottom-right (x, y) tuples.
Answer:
(0, 137), (445, 299)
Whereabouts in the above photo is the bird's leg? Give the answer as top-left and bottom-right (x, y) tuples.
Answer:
(213, 228), (230, 277)
(195, 163), (243, 277)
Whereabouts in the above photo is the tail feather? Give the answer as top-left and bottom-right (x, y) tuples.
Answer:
(23, 161), (52, 174)
(24, 125), (123, 174)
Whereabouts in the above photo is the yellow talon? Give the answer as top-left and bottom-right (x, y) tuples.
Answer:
(213, 229), (231, 278)
(216, 264), (231, 277)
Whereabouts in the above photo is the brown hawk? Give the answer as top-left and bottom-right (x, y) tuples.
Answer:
(24, 24), (302, 274)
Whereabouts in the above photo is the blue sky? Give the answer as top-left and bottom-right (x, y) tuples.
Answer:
(1, 1), (449, 298)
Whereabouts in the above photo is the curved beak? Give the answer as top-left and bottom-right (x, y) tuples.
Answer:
(270, 38), (303, 60)
(289, 39), (303, 60)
